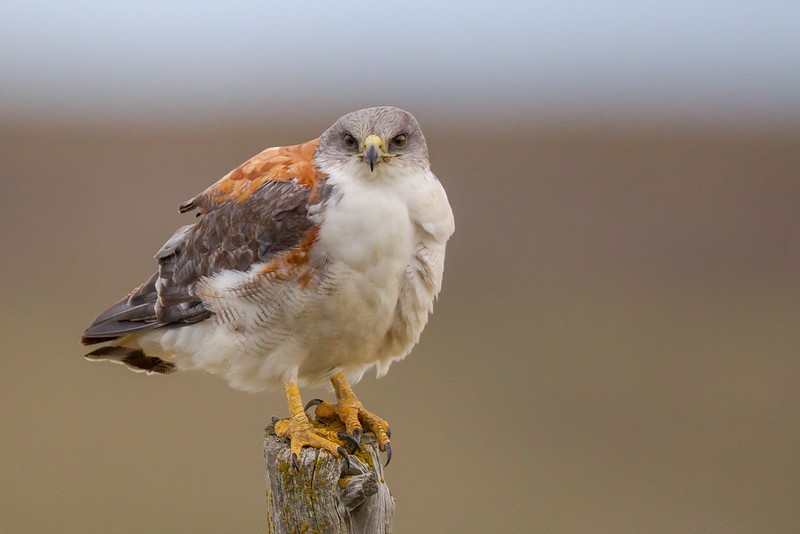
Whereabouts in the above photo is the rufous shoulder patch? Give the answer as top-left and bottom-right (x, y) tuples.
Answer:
(180, 138), (323, 213)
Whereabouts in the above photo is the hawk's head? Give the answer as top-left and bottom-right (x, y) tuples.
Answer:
(316, 106), (430, 178)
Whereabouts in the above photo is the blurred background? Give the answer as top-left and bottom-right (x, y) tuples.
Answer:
(1, 2), (798, 532)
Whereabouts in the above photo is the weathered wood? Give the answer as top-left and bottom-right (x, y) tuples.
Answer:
(264, 423), (394, 533)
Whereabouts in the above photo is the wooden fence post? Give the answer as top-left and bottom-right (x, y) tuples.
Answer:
(264, 424), (394, 533)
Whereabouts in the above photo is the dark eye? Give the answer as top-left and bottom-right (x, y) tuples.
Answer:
(343, 133), (357, 149)
(391, 134), (408, 148)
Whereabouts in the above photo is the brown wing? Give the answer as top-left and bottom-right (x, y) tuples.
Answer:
(82, 139), (328, 345)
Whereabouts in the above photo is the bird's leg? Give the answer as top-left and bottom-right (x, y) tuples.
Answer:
(310, 373), (392, 463)
(274, 380), (348, 470)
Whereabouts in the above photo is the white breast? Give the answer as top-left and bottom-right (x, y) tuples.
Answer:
(303, 163), (454, 384)
(317, 164), (454, 380)
(319, 179), (415, 286)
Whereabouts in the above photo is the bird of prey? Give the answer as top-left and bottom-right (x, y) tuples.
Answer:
(82, 106), (455, 466)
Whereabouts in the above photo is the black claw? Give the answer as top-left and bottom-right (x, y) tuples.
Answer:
(271, 416), (280, 425)
(384, 443), (392, 467)
(337, 432), (360, 454)
(292, 453), (300, 472)
(304, 398), (324, 412)
(337, 446), (351, 471)
(352, 428), (362, 444)
(386, 427), (392, 439)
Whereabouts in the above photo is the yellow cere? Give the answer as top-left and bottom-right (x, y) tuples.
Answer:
(363, 134), (384, 152)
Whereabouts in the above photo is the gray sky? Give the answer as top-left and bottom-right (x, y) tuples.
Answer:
(2, 1), (798, 125)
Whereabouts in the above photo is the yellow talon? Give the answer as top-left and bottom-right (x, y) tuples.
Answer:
(275, 381), (346, 470)
(273, 376), (391, 469)
(313, 373), (392, 461)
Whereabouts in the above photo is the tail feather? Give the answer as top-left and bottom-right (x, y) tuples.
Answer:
(81, 320), (166, 345)
(85, 346), (175, 375)
(82, 273), (162, 345)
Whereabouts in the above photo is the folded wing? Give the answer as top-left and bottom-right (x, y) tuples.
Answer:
(82, 139), (326, 345)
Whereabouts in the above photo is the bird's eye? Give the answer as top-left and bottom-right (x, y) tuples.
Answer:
(391, 134), (408, 148)
(343, 133), (357, 148)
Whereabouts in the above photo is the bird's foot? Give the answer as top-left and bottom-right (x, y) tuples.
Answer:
(274, 414), (349, 471)
(306, 381), (392, 465)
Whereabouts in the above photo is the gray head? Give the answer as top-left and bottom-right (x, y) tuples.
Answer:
(316, 107), (429, 176)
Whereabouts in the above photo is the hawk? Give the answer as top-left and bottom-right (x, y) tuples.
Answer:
(82, 107), (455, 466)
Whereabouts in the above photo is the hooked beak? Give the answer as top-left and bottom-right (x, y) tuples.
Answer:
(363, 134), (383, 172)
